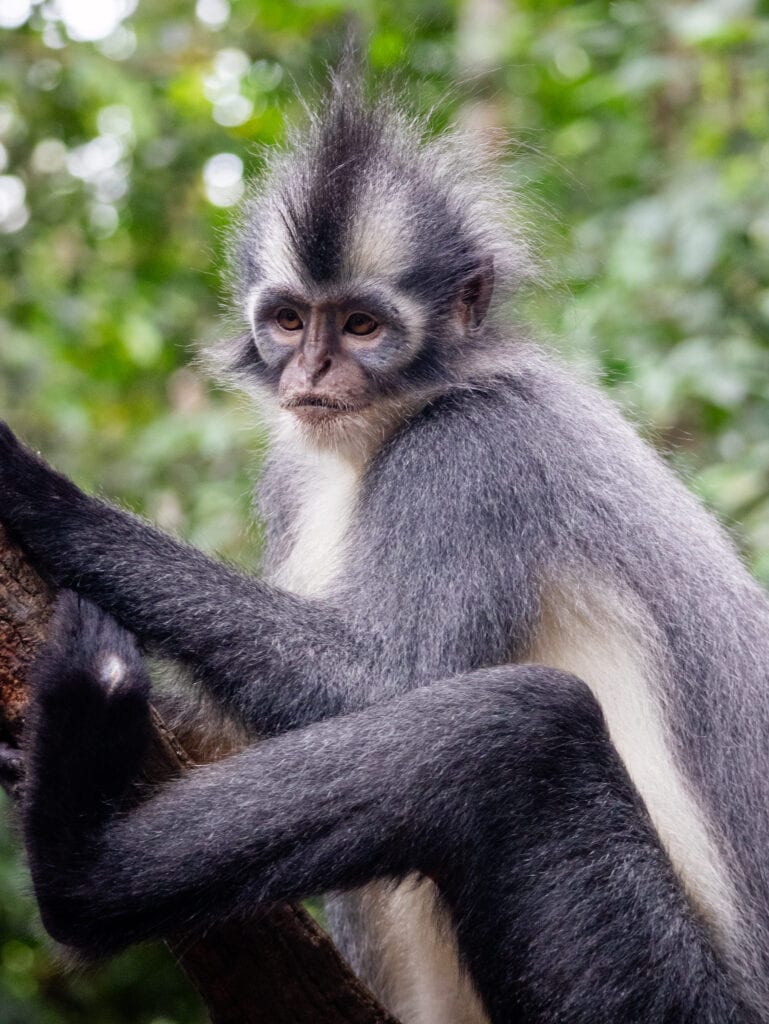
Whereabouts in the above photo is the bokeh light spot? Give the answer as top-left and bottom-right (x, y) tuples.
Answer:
(203, 152), (243, 207)
(53, 0), (138, 43)
(0, 0), (32, 30)
(0, 175), (29, 233)
(196, 0), (229, 30)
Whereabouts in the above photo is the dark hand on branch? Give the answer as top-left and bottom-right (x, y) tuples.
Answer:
(0, 421), (94, 585)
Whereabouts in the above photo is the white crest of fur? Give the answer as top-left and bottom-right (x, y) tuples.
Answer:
(344, 188), (414, 281)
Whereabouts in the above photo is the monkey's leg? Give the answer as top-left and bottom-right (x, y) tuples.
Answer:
(21, 599), (752, 1023)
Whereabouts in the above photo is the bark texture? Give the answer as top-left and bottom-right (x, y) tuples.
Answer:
(0, 523), (400, 1024)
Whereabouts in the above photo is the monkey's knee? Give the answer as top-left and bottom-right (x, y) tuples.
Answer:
(450, 664), (607, 755)
(425, 666), (613, 834)
(421, 667), (620, 881)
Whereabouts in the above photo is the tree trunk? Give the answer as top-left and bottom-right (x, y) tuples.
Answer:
(0, 523), (400, 1024)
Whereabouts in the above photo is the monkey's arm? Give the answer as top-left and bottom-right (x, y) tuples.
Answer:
(0, 411), (525, 734)
(0, 423), (372, 734)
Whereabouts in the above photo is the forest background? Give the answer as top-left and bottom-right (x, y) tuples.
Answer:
(1, 0), (768, 1021)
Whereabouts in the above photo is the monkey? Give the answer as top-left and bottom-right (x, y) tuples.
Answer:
(0, 68), (768, 1024)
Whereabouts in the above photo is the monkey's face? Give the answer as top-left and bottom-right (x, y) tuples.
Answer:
(270, 302), (383, 424)
(231, 262), (499, 454)
(247, 282), (430, 432)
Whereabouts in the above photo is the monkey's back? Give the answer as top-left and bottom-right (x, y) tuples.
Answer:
(473, 349), (769, 1003)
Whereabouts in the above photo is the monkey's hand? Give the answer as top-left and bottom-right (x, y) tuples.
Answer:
(0, 421), (94, 585)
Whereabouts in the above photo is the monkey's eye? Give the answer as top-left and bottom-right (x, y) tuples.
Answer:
(344, 312), (378, 337)
(275, 308), (303, 332)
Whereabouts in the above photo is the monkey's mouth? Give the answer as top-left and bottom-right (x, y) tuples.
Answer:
(281, 395), (367, 420)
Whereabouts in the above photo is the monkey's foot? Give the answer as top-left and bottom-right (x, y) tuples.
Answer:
(25, 592), (152, 807)
(31, 591), (150, 703)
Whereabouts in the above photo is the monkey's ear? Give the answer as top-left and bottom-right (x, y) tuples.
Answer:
(457, 258), (495, 329)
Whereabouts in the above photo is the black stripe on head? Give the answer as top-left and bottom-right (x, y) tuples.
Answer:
(284, 88), (388, 284)
(393, 178), (480, 314)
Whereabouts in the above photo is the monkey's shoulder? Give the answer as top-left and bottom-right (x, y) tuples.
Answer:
(369, 358), (642, 503)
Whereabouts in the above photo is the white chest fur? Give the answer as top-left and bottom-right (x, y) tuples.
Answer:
(267, 422), (488, 1024)
(270, 444), (361, 599)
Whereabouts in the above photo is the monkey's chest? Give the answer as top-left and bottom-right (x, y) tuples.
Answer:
(269, 452), (360, 598)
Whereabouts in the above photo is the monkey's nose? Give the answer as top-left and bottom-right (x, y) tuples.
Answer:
(303, 352), (333, 385)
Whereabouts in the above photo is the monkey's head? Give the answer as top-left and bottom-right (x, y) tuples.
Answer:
(218, 74), (532, 453)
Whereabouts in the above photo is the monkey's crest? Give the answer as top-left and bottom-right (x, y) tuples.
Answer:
(230, 69), (533, 320)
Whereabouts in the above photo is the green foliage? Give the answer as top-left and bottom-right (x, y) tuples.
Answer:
(0, 0), (768, 1019)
